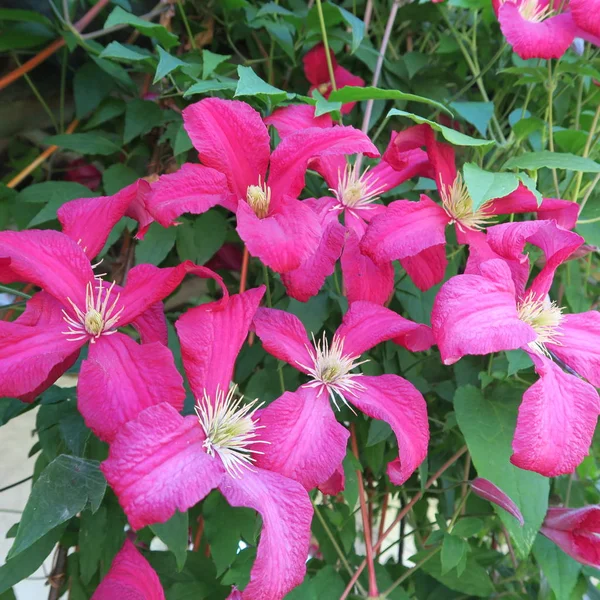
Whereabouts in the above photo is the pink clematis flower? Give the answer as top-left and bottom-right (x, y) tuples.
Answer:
(431, 220), (600, 477)
(102, 287), (313, 600)
(0, 228), (226, 443)
(64, 159), (102, 190)
(541, 506), (600, 568)
(303, 43), (365, 114)
(251, 301), (434, 490)
(361, 124), (579, 290)
(144, 98), (378, 274)
(92, 539), (164, 600)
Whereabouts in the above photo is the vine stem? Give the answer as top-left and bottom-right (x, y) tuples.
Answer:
(350, 424), (379, 597)
(239, 247), (250, 294)
(572, 102), (600, 202)
(315, 0), (337, 92)
(340, 445), (468, 600)
(546, 60), (560, 197)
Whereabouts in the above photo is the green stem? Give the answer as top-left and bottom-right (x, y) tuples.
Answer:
(572, 102), (600, 202)
(578, 172), (600, 216)
(262, 263), (272, 307)
(381, 548), (440, 598)
(546, 60), (560, 197)
(315, 0), (337, 91)
(177, 0), (196, 50)
(277, 363), (285, 394)
(0, 284), (32, 298)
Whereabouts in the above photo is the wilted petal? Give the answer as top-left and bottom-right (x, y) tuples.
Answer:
(264, 104), (333, 139)
(256, 386), (349, 490)
(511, 354), (600, 477)
(471, 477), (524, 525)
(176, 287), (265, 401)
(79, 334), (186, 442)
(218, 468), (312, 600)
(351, 375), (429, 485)
(92, 539), (165, 600)
(102, 403), (225, 530)
(399, 244), (448, 292)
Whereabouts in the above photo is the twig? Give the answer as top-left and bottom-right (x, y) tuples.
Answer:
(47, 544), (68, 600)
(0, 475), (33, 494)
(315, 0), (337, 91)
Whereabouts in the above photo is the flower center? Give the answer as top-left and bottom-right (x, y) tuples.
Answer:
(316, 82), (331, 95)
(62, 280), (124, 342)
(196, 386), (267, 478)
(440, 173), (494, 232)
(331, 164), (385, 211)
(246, 177), (271, 219)
(517, 292), (564, 355)
(517, 0), (551, 22)
(297, 333), (368, 410)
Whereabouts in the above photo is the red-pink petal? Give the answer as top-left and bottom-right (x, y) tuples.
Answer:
(102, 403), (225, 530)
(255, 385), (349, 491)
(16, 291), (64, 326)
(264, 104), (333, 139)
(131, 302), (168, 346)
(351, 375), (429, 486)
(79, 334), (185, 442)
(218, 468), (312, 600)
(424, 126), (457, 192)
(571, 0), (600, 37)
(370, 156), (430, 195)
(92, 539), (165, 600)
(498, 4), (576, 59)
(470, 477), (524, 526)
(511, 353), (600, 476)
(303, 43), (335, 85)
(399, 244), (448, 292)
(332, 64), (365, 114)
(382, 125), (432, 174)
(544, 506), (600, 532)
(183, 98), (270, 203)
(318, 464), (345, 495)
(176, 287), (265, 401)
(432, 259), (536, 365)
(236, 195), (321, 273)
(252, 307), (313, 371)
(58, 180), (153, 258)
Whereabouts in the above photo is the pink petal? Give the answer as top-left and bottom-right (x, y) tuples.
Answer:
(251, 307), (313, 371)
(15, 291), (65, 326)
(58, 179), (154, 259)
(432, 259), (537, 365)
(19, 351), (80, 404)
(176, 287), (265, 401)
(282, 220), (345, 302)
(303, 43), (335, 85)
(360, 196), (450, 264)
(548, 312), (600, 387)
(145, 163), (232, 223)
(511, 353), (600, 477)
(226, 588), (243, 600)
(544, 506), (600, 532)
(571, 0), (600, 37)
(423, 126), (457, 192)
(382, 125), (432, 174)
(92, 539), (165, 600)
(182, 98), (270, 204)
(351, 375), (429, 486)
(79, 334), (185, 442)
(470, 477), (524, 526)
(337, 300), (433, 356)
(236, 195), (321, 273)
(0, 229), (93, 308)
(399, 244), (448, 292)
(498, 4), (577, 59)
(218, 468), (312, 600)
(318, 464), (345, 495)
(255, 386), (349, 490)
(370, 156), (430, 195)
(264, 104), (333, 139)
(268, 126), (379, 203)
(102, 403), (225, 530)
(0, 321), (85, 399)
(332, 64), (365, 114)
(541, 525), (600, 569)
(310, 154), (349, 190)
(131, 302), (168, 345)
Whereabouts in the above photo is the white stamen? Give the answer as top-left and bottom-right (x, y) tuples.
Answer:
(196, 386), (268, 478)
(517, 292), (564, 356)
(440, 173), (495, 232)
(331, 164), (386, 213)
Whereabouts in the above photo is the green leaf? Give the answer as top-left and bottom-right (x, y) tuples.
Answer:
(451, 517), (484, 538)
(234, 65), (292, 104)
(154, 46), (187, 83)
(336, 5), (365, 53)
(388, 109), (494, 147)
(329, 86), (451, 115)
(8, 456), (106, 558)
(79, 506), (107, 584)
(202, 50), (231, 79)
(454, 386), (549, 557)
(503, 151), (600, 173)
(342, 453), (359, 509)
(150, 510), (189, 571)
(462, 163), (520, 212)
(74, 62), (116, 119)
(0, 23), (54, 51)
(0, 8), (52, 26)
(135, 222), (177, 265)
(516, 172), (543, 206)
(103, 163), (139, 196)
(505, 349), (533, 376)
(264, 21), (295, 61)
(451, 101), (495, 137)
(100, 41), (153, 63)
(313, 89), (342, 117)
(441, 534), (468, 574)
(124, 99), (163, 143)
(19, 181), (93, 204)
(176, 212), (228, 265)
(366, 419), (393, 446)
(183, 79), (237, 97)
(44, 133), (121, 156)
(403, 52), (430, 79)
(103, 6), (179, 49)
(533, 535), (581, 600)
(84, 98), (126, 130)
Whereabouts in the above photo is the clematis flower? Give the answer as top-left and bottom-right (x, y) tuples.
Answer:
(303, 43), (365, 114)
(361, 124), (579, 290)
(64, 158), (102, 190)
(144, 98), (378, 274)
(92, 539), (164, 600)
(0, 228), (226, 443)
(541, 506), (600, 568)
(102, 287), (313, 600)
(431, 220), (600, 477)
(251, 301), (433, 490)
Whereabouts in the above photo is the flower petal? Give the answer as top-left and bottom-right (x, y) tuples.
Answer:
(351, 375), (429, 486)
(511, 353), (600, 477)
(543, 506), (600, 532)
(176, 287), (265, 401)
(399, 244), (448, 292)
(432, 259), (537, 365)
(102, 403), (225, 530)
(255, 385), (349, 490)
(79, 334), (185, 442)
(252, 307), (313, 371)
(264, 104), (333, 139)
(183, 98), (271, 203)
(218, 468), (312, 600)
(92, 539), (165, 600)
(571, 0), (600, 37)
(541, 525), (600, 569)
(332, 64), (365, 114)
(302, 43), (335, 85)
(318, 464), (345, 496)
(423, 126), (457, 192)
(131, 301), (168, 346)
(470, 477), (524, 526)
(15, 291), (65, 326)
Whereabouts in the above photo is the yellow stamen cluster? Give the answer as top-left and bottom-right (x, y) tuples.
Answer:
(246, 177), (271, 219)
(331, 164), (386, 212)
(517, 0), (552, 22)
(517, 293), (564, 356)
(440, 173), (494, 232)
